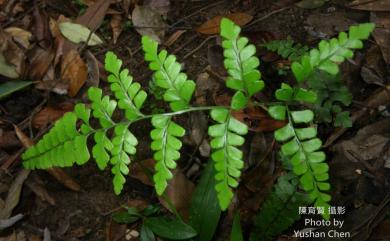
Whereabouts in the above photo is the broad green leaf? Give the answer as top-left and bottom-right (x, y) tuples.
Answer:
(140, 224), (155, 241)
(112, 211), (140, 224)
(0, 81), (32, 100)
(189, 161), (221, 241)
(144, 217), (197, 240)
(59, 22), (103, 46)
(230, 213), (244, 241)
(294, 88), (317, 103)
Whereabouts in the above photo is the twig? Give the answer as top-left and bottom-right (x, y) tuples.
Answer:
(183, 36), (215, 59)
(245, 7), (291, 29)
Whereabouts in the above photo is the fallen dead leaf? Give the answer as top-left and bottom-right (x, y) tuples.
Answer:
(132, 4), (167, 43)
(371, 12), (390, 63)
(32, 103), (74, 129)
(196, 12), (253, 35)
(144, 0), (170, 16)
(0, 131), (20, 148)
(59, 22), (103, 46)
(0, 31), (25, 78)
(46, 168), (81, 192)
(4, 27), (32, 49)
(25, 176), (56, 205)
(164, 30), (186, 47)
(347, 0), (390, 11)
(110, 14), (123, 44)
(28, 47), (55, 81)
(76, 0), (111, 30)
(129, 159), (155, 186)
(106, 219), (127, 241)
(159, 168), (195, 219)
(0, 169), (30, 219)
(61, 50), (88, 97)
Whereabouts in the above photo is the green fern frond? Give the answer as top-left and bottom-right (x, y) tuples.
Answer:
(111, 123), (138, 194)
(269, 92), (330, 217)
(220, 18), (265, 110)
(263, 37), (309, 61)
(142, 36), (196, 112)
(208, 108), (248, 210)
(250, 173), (311, 241)
(291, 23), (375, 82)
(105, 52), (147, 120)
(22, 110), (91, 169)
(151, 115), (185, 194)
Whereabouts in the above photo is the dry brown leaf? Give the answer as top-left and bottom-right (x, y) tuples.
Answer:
(76, 0), (111, 30)
(0, 31), (25, 78)
(85, 50), (100, 88)
(196, 12), (253, 35)
(25, 177), (56, 205)
(132, 4), (167, 43)
(159, 169), (195, 219)
(129, 159), (155, 186)
(110, 14), (123, 44)
(46, 168), (81, 191)
(371, 12), (390, 63)
(348, 0), (390, 11)
(144, 0), (170, 16)
(32, 103), (73, 129)
(61, 50), (88, 97)
(164, 30), (186, 47)
(106, 220), (127, 241)
(28, 47), (55, 80)
(4, 27), (32, 49)
(14, 125), (33, 147)
(0, 131), (20, 148)
(0, 169), (30, 219)
(49, 15), (70, 65)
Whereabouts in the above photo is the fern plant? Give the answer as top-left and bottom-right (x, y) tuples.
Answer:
(263, 37), (309, 62)
(22, 19), (374, 235)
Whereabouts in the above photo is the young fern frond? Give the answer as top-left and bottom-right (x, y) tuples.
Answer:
(142, 36), (195, 112)
(268, 83), (330, 218)
(250, 174), (311, 241)
(208, 109), (248, 210)
(263, 37), (309, 61)
(151, 115), (185, 194)
(142, 36), (195, 195)
(220, 19), (264, 110)
(291, 23), (375, 82)
(22, 110), (91, 169)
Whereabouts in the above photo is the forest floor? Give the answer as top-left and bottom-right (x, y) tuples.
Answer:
(0, 0), (389, 240)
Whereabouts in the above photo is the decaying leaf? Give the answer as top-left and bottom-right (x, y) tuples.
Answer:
(28, 46), (55, 80)
(144, 0), (170, 16)
(296, 0), (328, 9)
(129, 159), (155, 186)
(46, 168), (81, 192)
(164, 30), (186, 47)
(159, 169), (195, 219)
(348, 0), (390, 11)
(110, 14), (123, 44)
(371, 13), (390, 63)
(61, 50), (88, 97)
(196, 12), (253, 35)
(0, 31), (25, 78)
(132, 5), (167, 43)
(4, 27), (32, 49)
(32, 103), (74, 128)
(59, 22), (103, 46)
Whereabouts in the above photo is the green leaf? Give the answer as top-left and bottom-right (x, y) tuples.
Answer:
(189, 161), (221, 241)
(144, 217), (197, 240)
(140, 224), (155, 241)
(59, 22), (103, 46)
(334, 111), (352, 128)
(268, 105), (286, 120)
(294, 88), (317, 103)
(230, 213), (244, 241)
(231, 91), (247, 110)
(275, 84), (293, 101)
(112, 211), (140, 224)
(220, 18), (241, 40)
(291, 110), (314, 123)
(274, 124), (294, 142)
(0, 81), (32, 100)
